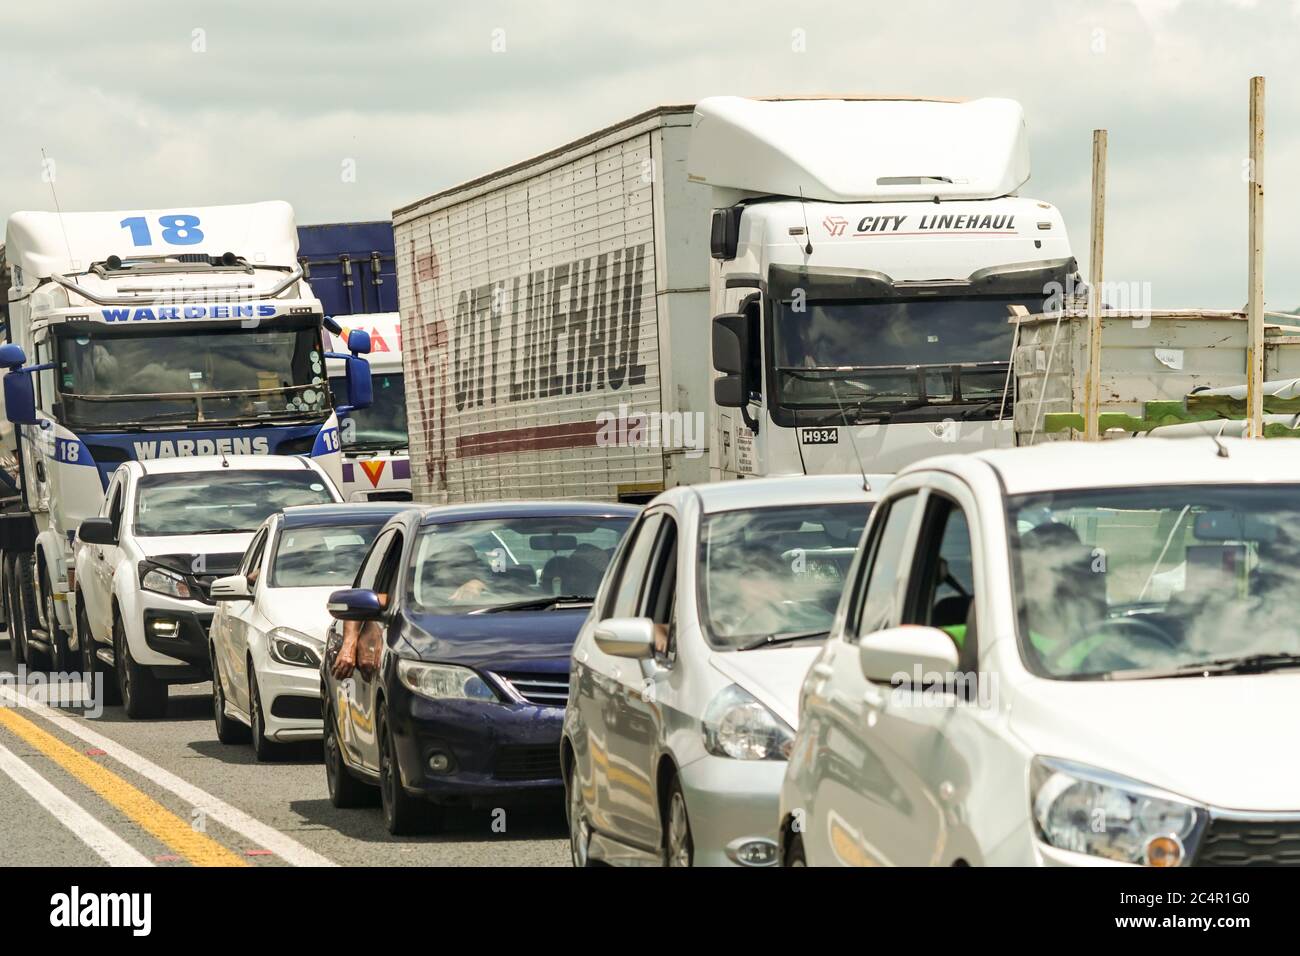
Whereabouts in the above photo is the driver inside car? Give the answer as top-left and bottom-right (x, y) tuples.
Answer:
(1018, 521), (1112, 671)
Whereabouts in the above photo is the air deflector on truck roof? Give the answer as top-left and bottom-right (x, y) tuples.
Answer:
(688, 96), (1031, 203)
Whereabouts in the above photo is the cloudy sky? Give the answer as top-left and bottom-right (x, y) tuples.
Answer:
(2, 0), (1298, 308)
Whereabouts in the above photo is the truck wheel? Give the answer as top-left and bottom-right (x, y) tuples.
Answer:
(323, 699), (373, 808)
(15, 555), (48, 671)
(114, 615), (166, 718)
(77, 596), (120, 706)
(40, 564), (71, 674)
(210, 643), (249, 745)
(378, 703), (437, 835)
(248, 670), (280, 762)
(6, 556), (25, 665)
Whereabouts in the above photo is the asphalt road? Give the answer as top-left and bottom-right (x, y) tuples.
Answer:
(0, 632), (569, 867)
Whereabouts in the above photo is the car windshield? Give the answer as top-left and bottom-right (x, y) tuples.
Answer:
(1007, 484), (1300, 680)
(330, 372), (407, 450)
(56, 322), (329, 430)
(406, 515), (632, 614)
(134, 471), (337, 536)
(699, 502), (871, 649)
(772, 295), (1033, 416)
(270, 520), (391, 587)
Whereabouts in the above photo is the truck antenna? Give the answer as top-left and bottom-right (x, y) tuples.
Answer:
(828, 379), (871, 492)
(797, 187), (814, 255)
(41, 147), (75, 270)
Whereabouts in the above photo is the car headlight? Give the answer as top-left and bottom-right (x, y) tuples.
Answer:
(266, 628), (322, 669)
(1030, 756), (1208, 866)
(396, 660), (498, 702)
(139, 564), (192, 600)
(702, 684), (794, 760)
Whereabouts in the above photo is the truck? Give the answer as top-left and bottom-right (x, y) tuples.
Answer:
(0, 200), (374, 672)
(297, 220), (398, 317)
(393, 96), (1075, 503)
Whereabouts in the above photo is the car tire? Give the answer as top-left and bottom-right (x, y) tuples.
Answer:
(6, 555), (26, 666)
(15, 555), (46, 671)
(378, 703), (436, 835)
(663, 775), (694, 868)
(41, 564), (71, 674)
(115, 615), (166, 719)
(248, 670), (279, 762)
(210, 644), (249, 745)
(78, 595), (120, 706)
(323, 699), (372, 808)
(785, 832), (808, 867)
(565, 756), (595, 867)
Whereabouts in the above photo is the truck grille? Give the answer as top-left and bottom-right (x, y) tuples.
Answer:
(495, 744), (562, 781)
(1195, 818), (1300, 866)
(494, 671), (569, 707)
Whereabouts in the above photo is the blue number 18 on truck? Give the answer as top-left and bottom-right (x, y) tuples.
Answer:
(0, 200), (373, 672)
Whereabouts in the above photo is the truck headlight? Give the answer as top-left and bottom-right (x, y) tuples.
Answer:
(397, 660), (498, 702)
(139, 564), (192, 600)
(1030, 756), (1208, 866)
(267, 628), (322, 669)
(702, 684), (794, 760)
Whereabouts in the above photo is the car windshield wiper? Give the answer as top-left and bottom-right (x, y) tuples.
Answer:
(471, 594), (595, 614)
(737, 629), (830, 651)
(1108, 652), (1300, 680)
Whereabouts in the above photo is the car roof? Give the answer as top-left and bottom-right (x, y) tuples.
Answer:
(686, 473), (888, 513)
(910, 437), (1300, 496)
(130, 454), (322, 477)
(415, 500), (640, 526)
(279, 503), (414, 529)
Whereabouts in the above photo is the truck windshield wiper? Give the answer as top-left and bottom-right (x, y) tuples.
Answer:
(1109, 652), (1300, 680)
(471, 594), (595, 614)
(738, 629), (829, 651)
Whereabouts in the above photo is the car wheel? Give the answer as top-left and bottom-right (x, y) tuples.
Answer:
(248, 670), (279, 762)
(210, 644), (249, 744)
(41, 565), (70, 674)
(323, 699), (373, 808)
(785, 832), (808, 867)
(6, 556), (25, 666)
(378, 703), (436, 835)
(15, 555), (46, 670)
(664, 776), (694, 868)
(115, 615), (166, 718)
(78, 596), (120, 706)
(565, 757), (594, 867)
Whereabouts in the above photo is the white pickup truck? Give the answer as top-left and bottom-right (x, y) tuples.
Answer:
(73, 455), (341, 717)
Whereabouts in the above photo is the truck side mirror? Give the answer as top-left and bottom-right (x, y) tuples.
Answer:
(325, 352), (373, 415)
(714, 375), (747, 409)
(712, 313), (746, 375)
(3, 370), (37, 426)
(346, 329), (372, 355)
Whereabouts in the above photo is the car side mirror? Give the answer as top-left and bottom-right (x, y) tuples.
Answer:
(328, 587), (384, 621)
(210, 574), (252, 601)
(858, 625), (960, 684)
(593, 617), (656, 659)
(78, 517), (118, 547)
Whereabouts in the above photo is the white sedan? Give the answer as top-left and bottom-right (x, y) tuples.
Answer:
(780, 437), (1300, 867)
(208, 503), (408, 760)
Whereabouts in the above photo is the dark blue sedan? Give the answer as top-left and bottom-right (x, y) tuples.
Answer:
(321, 500), (638, 834)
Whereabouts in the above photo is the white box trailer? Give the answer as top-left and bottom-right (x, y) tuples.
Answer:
(394, 106), (710, 503)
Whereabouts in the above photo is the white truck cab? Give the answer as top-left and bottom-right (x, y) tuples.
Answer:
(689, 96), (1076, 479)
(73, 454), (342, 717)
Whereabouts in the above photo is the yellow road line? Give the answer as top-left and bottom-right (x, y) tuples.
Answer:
(0, 707), (248, 867)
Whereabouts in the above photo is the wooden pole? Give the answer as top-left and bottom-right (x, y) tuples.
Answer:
(1084, 129), (1107, 441)
(1246, 76), (1265, 438)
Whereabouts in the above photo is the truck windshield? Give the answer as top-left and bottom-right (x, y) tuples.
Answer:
(698, 502), (870, 650)
(56, 323), (329, 430)
(330, 372), (408, 450)
(1007, 484), (1300, 681)
(772, 295), (1033, 415)
(134, 470), (337, 536)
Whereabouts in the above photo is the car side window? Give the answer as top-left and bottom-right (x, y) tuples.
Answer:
(854, 493), (919, 640)
(356, 529), (395, 590)
(242, 529), (269, 584)
(373, 532), (405, 604)
(642, 516), (679, 658)
(905, 497), (975, 634)
(605, 512), (665, 619)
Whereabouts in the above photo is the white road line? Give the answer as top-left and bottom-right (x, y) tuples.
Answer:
(0, 687), (337, 867)
(0, 737), (154, 867)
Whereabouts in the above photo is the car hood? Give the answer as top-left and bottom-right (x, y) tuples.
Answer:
(134, 532), (255, 573)
(403, 607), (591, 674)
(1009, 671), (1300, 812)
(709, 644), (823, 730)
(260, 586), (335, 644)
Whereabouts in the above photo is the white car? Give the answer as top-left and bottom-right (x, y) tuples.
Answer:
(563, 474), (888, 867)
(208, 503), (408, 759)
(73, 456), (342, 718)
(780, 437), (1300, 867)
